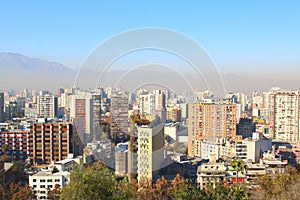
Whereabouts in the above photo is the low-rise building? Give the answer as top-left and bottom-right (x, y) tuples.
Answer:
(29, 166), (70, 200)
(245, 162), (266, 187)
(197, 161), (226, 189)
(0, 131), (30, 161)
(236, 133), (272, 163)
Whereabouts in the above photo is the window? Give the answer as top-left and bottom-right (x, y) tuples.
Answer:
(48, 185), (53, 188)
(33, 185), (37, 188)
(40, 191), (46, 194)
(47, 179), (52, 182)
(40, 179), (46, 182)
(55, 179), (60, 182)
(40, 185), (46, 188)
(33, 179), (37, 182)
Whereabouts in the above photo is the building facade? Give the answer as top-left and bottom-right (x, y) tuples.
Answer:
(137, 122), (164, 181)
(70, 94), (94, 143)
(29, 167), (69, 200)
(110, 92), (129, 139)
(270, 91), (300, 142)
(30, 122), (82, 165)
(188, 99), (236, 156)
(37, 95), (58, 119)
(0, 93), (4, 122)
(0, 131), (30, 161)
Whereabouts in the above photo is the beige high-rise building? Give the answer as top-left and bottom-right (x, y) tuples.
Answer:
(137, 122), (164, 181)
(188, 99), (236, 156)
(270, 90), (300, 141)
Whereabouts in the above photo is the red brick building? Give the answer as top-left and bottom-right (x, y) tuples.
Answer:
(0, 131), (30, 161)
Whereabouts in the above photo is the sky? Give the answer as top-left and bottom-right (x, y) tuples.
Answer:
(0, 1), (299, 78)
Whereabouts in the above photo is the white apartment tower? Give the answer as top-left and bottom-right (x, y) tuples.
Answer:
(37, 95), (58, 119)
(270, 90), (300, 141)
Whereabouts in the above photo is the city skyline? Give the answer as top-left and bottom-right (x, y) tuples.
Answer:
(1, 2), (300, 199)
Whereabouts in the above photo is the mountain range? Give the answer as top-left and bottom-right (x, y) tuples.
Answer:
(0, 52), (298, 94)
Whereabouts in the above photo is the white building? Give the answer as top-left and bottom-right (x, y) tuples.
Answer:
(164, 122), (180, 142)
(200, 141), (219, 160)
(270, 90), (300, 142)
(236, 133), (272, 163)
(29, 166), (69, 200)
(37, 95), (58, 119)
(115, 142), (129, 177)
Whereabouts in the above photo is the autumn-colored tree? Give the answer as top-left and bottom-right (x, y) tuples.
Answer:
(1, 144), (8, 162)
(14, 184), (36, 200)
(47, 184), (61, 200)
(252, 165), (300, 200)
(0, 182), (36, 200)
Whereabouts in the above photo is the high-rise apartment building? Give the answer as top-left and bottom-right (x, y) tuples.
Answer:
(138, 123), (164, 180)
(70, 94), (93, 143)
(188, 99), (236, 156)
(166, 105), (181, 122)
(139, 90), (166, 118)
(30, 121), (82, 165)
(270, 90), (300, 142)
(37, 95), (58, 119)
(139, 93), (155, 116)
(0, 93), (4, 122)
(110, 92), (129, 138)
(137, 122), (164, 181)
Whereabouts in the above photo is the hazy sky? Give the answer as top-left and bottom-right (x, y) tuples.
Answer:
(0, 1), (299, 78)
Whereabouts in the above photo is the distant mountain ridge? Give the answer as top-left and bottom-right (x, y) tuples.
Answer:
(0, 52), (76, 90)
(0, 52), (299, 94)
(0, 53), (72, 71)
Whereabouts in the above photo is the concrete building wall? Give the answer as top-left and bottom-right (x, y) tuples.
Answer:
(0, 93), (4, 122)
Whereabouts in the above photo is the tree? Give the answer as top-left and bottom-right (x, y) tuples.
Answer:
(230, 159), (245, 185)
(47, 184), (61, 200)
(1, 143), (8, 161)
(0, 182), (36, 200)
(60, 162), (135, 200)
(251, 165), (300, 200)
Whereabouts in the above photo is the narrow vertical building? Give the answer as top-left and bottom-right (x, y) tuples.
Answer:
(69, 94), (93, 143)
(110, 91), (129, 139)
(137, 122), (164, 181)
(0, 92), (4, 122)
